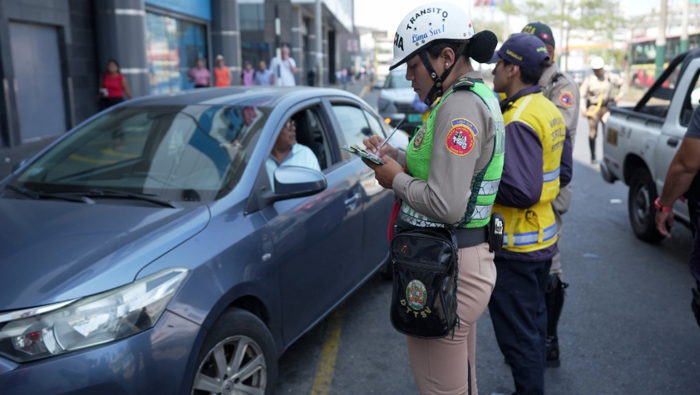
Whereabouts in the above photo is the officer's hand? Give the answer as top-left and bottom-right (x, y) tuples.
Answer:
(362, 156), (403, 189)
(655, 210), (674, 238)
(363, 135), (398, 161)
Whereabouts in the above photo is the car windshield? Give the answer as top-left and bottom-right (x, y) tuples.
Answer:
(12, 105), (270, 202)
(385, 71), (412, 89)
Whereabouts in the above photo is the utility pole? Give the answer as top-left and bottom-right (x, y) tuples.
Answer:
(681, 0), (690, 53)
(315, 0), (323, 87)
(654, 0), (667, 78)
(275, 4), (282, 86)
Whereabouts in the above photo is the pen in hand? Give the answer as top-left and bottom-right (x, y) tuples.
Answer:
(374, 119), (405, 154)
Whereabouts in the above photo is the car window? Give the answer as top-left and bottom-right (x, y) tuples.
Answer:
(681, 70), (700, 126)
(14, 105), (269, 201)
(363, 109), (388, 138)
(331, 104), (379, 161)
(385, 71), (412, 89)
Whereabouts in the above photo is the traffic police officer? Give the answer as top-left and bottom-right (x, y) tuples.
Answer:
(580, 56), (626, 163)
(655, 105), (700, 328)
(362, 2), (503, 393)
(488, 33), (572, 395)
(522, 21), (580, 368)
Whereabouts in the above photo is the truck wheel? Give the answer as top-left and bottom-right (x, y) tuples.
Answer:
(191, 308), (278, 395)
(628, 168), (664, 243)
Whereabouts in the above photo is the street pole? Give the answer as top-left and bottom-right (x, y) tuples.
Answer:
(654, 0), (667, 78)
(315, 0), (323, 87)
(681, 0), (690, 53)
(275, 4), (282, 86)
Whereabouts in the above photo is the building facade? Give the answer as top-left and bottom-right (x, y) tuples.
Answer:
(0, 0), (355, 148)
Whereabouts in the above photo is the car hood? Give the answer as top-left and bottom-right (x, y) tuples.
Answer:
(380, 88), (416, 103)
(0, 199), (210, 311)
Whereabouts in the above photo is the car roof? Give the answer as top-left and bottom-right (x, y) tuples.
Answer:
(123, 86), (359, 108)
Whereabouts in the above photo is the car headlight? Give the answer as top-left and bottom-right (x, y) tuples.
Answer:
(0, 267), (189, 363)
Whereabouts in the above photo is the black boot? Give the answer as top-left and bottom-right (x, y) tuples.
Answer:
(545, 274), (568, 367)
(589, 136), (597, 164)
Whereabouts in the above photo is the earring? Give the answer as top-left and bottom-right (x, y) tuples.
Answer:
(446, 63), (449, 67)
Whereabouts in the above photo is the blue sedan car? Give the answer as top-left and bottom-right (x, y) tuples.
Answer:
(0, 87), (397, 394)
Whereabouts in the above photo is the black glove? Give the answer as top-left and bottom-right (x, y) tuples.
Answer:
(692, 287), (700, 328)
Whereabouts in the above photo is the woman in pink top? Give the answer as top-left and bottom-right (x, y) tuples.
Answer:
(188, 58), (211, 88)
(100, 59), (132, 110)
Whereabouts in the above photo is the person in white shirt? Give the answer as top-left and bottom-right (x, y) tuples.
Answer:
(269, 45), (297, 86)
(266, 118), (321, 188)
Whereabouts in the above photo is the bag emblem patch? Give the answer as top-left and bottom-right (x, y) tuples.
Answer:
(445, 119), (476, 156)
(406, 280), (428, 310)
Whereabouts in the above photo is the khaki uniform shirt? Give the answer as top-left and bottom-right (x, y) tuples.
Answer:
(579, 72), (626, 113)
(392, 71), (497, 224)
(541, 63), (580, 143)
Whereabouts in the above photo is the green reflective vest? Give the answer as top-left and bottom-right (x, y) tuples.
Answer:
(398, 77), (505, 229)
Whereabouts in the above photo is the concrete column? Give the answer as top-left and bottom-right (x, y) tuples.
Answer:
(307, 25), (318, 86)
(95, 0), (149, 97)
(212, 0), (241, 86)
(323, 24), (329, 84)
(291, 6), (303, 85)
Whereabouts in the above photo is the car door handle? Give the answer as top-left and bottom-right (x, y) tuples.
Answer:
(344, 193), (361, 206)
(667, 138), (679, 147)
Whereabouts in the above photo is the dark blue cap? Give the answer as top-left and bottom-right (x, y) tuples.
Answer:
(489, 33), (550, 71)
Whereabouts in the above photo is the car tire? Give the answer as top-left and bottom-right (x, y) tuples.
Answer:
(628, 167), (664, 243)
(191, 308), (278, 395)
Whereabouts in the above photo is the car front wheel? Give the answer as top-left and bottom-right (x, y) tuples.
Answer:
(191, 308), (277, 395)
(628, 167), (664, 243)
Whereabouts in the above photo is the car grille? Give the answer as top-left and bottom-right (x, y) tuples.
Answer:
(394, 103), (414, 113)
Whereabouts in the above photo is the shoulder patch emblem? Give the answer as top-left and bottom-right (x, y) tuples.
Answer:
(445, 118), (477, 156)
(559, 91), (574, 108)
(412, 125), (426, 151)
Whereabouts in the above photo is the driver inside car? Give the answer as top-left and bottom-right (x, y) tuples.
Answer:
(266, 117), (321, 189)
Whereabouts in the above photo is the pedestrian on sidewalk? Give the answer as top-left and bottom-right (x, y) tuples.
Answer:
(521, 21), (581, 368)
(188, 58), (211, 88)
(213, 55), (230, 87)
(487, 33), (572, 395)
(99, 59), (132, 110)
(241, 61), (255, 86)
(655, 105), (700, 328)
(269, 45), (297, 86)
(255, 60), (274, 86)
(361, 2), (502, 394)
(580, 56), (625, 164)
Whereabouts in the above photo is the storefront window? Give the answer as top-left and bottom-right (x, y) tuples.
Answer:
(146, 12), (208, 95)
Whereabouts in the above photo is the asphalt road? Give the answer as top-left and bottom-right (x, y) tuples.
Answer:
(275, 90), (700, 395)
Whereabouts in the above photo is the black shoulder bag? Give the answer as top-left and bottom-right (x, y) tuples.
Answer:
(389, 227), (460, 339)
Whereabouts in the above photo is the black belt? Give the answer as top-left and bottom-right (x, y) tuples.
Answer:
(454, 226), (489, 248)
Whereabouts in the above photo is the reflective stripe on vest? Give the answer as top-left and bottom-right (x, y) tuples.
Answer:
(399, 78), (505, 230)
(492, 91), (565, 253)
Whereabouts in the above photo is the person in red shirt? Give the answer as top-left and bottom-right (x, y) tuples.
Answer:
(100, 59), (132, 110)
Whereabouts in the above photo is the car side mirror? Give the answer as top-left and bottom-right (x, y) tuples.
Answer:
(273, 166), (327, 200)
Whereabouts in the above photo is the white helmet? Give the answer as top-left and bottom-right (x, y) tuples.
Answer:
(390, 2), (476, 70)
(590, 56), (605, 70)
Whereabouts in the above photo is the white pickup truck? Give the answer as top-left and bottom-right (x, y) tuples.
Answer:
(601, 49), (700, 242)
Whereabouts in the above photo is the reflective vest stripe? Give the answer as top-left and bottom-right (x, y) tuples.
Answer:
(543, 167), (560, 183)
(479, 179), (501, 196)
(504, 223), (558, 246)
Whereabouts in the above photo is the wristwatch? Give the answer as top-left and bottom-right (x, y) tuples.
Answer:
(654, 197), (673, 212)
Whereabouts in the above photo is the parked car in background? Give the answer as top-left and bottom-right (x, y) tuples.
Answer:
(0, 86), (402, 394)
(601, 49), (700, 242)
(376, 66), (424, 134)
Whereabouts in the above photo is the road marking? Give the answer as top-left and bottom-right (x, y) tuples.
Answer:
(310, 306), (344, 395)
(359, 85), (371, 98)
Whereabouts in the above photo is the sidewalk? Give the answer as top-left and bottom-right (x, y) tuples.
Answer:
(337, 79), (372, 98)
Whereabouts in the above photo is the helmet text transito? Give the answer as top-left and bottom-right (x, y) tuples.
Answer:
(390, 2), (475, 70)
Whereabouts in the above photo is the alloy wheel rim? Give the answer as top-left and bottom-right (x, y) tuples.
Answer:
(634, 185), (651, 226)
(192, 335), (267, 395)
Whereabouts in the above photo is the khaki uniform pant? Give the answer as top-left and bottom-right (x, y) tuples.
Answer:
(550, 184), (572, 279)
(406, 243), (497, 395)
(587, 105), (609, 140)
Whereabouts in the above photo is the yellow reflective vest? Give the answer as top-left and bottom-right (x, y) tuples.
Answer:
(493, 92), (566, 253)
